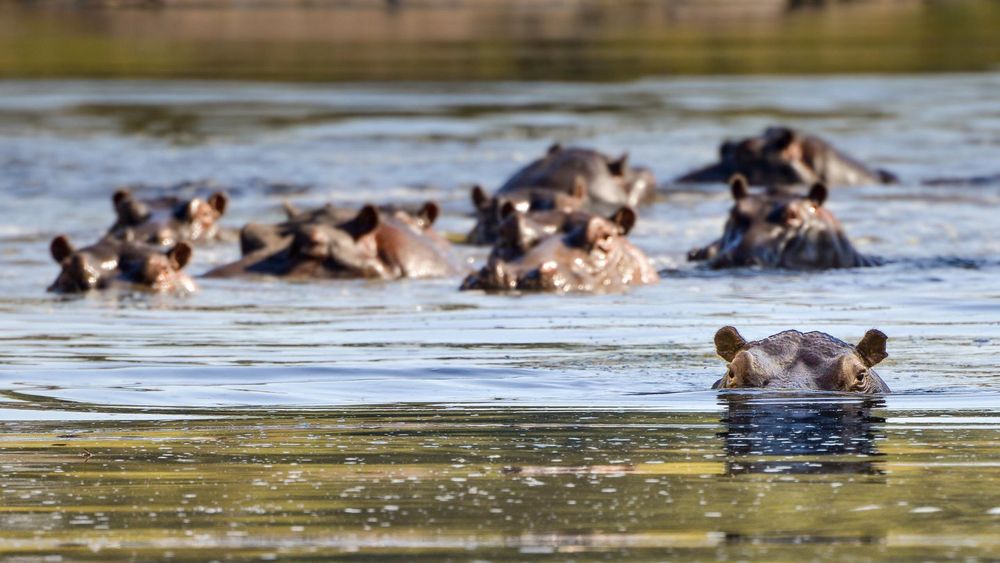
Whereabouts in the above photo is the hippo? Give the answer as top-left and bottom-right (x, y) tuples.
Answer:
(207, 202), (460, 280)
(688, 175), (878, 270)
(460, 207), (658, 293)
(676, 126), (898, 187)
(467, 180), (588, 246)
(467, 144), (657, 245)
(108, 189), (229, 246)
(48, 234), (195, 294)
(711, 326), (891, 393)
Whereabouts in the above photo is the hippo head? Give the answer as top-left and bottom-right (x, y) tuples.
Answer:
(49, 235), (195, 293)
(689, 175), (872, 270)
(717, 127), (816, 186)
(118, 241), (196, 292)
(461, 207), (645, 293)
(712, 326), (891, 393)
(490, 206), (629, 262)
(48, 235), (121, 293)
(603, 150), (656, 206)
(172, 191), (228, 241)
(466, 180), (586, 245)
(111, 189), (228, 245)
(287, 205), (387, 278)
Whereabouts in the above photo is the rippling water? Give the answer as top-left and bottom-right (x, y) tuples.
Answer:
(0, 75), (998, 558)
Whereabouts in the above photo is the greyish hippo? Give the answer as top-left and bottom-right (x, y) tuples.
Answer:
(109, 188), (229, 246)
(49, 234), (195, 294)
(460, 207), (658, 293)
(688, 175), (879, 270)
(467, 144), (656, 244)
(711, 326), (891, 393)
(676, 126), (898, 187)
(207, 202), (460, 280)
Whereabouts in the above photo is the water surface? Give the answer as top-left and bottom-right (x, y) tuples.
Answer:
(0, 74), (998, 558)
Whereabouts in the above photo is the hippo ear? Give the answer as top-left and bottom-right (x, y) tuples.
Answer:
(609, 206), (637, 235)
(168, 242), (193, 271)
(807, 183), (828, 207)
(471, 185), (489, 212)
(50, 235), (74, 263)
(714, 326), (747, 362)
(608, 153), (629, 177)
(729, 174), (749, 200)
(112, 189), (131, 208)
(499, 200), (517, 220)
(208, 192), (229, 215)
(547, 143), (562, 155)
(855, 329), (888, 367)
(347, 205), (380, 240)
(571, 175), (587, 199)
(419, 201), (440, 227)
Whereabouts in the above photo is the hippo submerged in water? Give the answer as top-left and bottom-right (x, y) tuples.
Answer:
(48, 234), (195, 294)
(467, 144), (656, 244)
(108, 189), (229, 246)
(689, 175), (878, 270)
(207, 202), (460, 280)
(712, 326), (891, 393)
(461, 206), (659, 293)
(676, 126), (897, 187)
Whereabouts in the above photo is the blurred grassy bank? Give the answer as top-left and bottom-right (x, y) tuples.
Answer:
(0, 0), (999, 81)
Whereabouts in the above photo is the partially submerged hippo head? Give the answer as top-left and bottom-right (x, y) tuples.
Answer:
(467, 180), (586, 245)
(49, 235), (195, 293)
(461, 207), (658, 293)
(499, 144), (656, 209)
(210, 202), (458, 280)
(688, 175), (878, 270)
(711, 326), (891, 393)
(110, 189), (229, 246)
(676, 126), (897, 187)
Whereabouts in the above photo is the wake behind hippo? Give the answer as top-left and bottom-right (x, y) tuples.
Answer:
(711, 326), (891, 393)
(676, 126), (897, 187)
(689, 175), (879, 270)
(467, 144), (656, 245)
(461, 207), (658, 293)
(207, 202), (460, 280)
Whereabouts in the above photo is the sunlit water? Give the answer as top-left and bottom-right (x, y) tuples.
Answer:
(0, 75), (998, 558)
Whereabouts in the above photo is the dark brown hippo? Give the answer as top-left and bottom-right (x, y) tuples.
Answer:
(711, 326), (891, 393)
(48, 235), (195, 293)
(108, 189), (229, 246)
(688, 175), (878, 270)
(460, 207), (658, 293)
(467, 144), (656, 245)
(499, 144), (656, 207)
(676, 126), (898, 187)
(207, 202), (460, 280)
(488, 206), (633, 263)
(466, 179), (587, 245)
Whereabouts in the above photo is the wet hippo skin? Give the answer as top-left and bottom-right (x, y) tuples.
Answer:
(207, 202), (460, 280)
(460, 206), (658, 293)
(676, 126), (898, 187)
(109, 189), (229, 247)
(467, 143), (657, 245)
(48, 234), (196, 293)
(688, 175), (879, 270)
(711, 326), (891, 393)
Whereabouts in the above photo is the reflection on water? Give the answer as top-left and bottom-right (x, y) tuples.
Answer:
(720, 393), (885, 476)
(0, 406), (997, 559)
